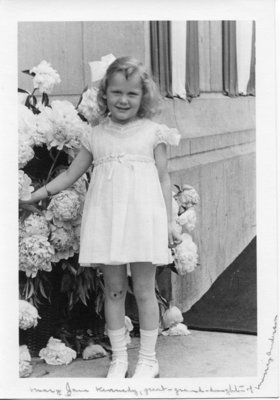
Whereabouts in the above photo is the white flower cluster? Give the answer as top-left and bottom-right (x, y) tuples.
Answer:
(18, 170), (34, 201)
(22, 214), (50, 238)
(43, 100), (92, 158)
(19, 234), (54, 278)
(46, 190), (81, 223)
(173, 233), (198, 274)
(161, 306), (190, 337)
(30, 60), (61, 94)
(19, 345), (32, 377)
(77, 87), (100, 124)
(18, 104), (51, 168)
(171, 184), (200, 275)
(44, 179), (87, 262)
(19, 299), (40, 330)
(39, 337), (76, 365)
(174, 184), (200, 211)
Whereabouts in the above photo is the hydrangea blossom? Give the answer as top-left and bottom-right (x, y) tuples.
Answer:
(18, 170), (34, 201)
(45, 190), (81, 224)
(176, 207), (197, 232)
(18, 136), (34, 168)
(77, 87), (100, 124)
(19, 345), (32, 378)
(174, 184), (200, 211)
(18, 104), (48, 147)
(173, 233), (198, 275)
(49, 224), (79, 262)
(30, 60), (61, 94)
(22, 214), (50, 238)
(19, 300), (40, 330)
(18, 104), (37, 143)
(39, 337), (76, 365)
(19, 235), (55, 278)
(43, 100), (91, 157)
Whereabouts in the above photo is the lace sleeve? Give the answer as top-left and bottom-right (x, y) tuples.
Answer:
(154, 124), (181, 148)
(81, 126), (93, 153)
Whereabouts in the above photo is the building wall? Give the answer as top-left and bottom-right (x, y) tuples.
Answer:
(18, 21), (256, 312)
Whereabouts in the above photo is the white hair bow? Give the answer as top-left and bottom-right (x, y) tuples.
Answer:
(88, 54), (116, 83)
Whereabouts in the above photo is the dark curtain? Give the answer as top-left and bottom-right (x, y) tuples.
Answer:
(247, 21), (256, 95)
(222, 21), (238, 96)
(150, 21), (172, 97)
(186, 21), (200, 101)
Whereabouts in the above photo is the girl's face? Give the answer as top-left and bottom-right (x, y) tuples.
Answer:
(105, 71), (143, 124)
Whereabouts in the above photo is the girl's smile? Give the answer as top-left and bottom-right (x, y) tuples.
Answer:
(105, 72), (143, 124)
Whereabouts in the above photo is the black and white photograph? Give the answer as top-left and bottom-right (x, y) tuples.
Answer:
(0, 0), (278, 398)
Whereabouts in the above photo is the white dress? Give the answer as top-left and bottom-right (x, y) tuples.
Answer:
(79, 117), (180, 267)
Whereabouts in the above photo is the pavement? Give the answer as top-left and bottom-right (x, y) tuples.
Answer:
(29, 329), (257, 378)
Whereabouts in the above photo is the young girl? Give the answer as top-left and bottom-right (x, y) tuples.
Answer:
(21, 57), (181, 378)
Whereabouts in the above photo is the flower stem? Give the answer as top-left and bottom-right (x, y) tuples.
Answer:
(45, 149), (62, 184)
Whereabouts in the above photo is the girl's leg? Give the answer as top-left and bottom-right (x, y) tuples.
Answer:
(130, 262), (160, 378)
(101, 264), (128, 378)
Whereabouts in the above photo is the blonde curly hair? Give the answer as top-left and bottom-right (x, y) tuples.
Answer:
(97, 56), (162, 119)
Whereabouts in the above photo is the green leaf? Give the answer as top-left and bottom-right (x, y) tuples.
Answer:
(18, 88), (30, 94)
(39, 280), (48, 299)
(22, 69), (36, 77)
(42, 92), (49, 107)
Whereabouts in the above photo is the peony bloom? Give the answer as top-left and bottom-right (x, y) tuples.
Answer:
(19, 345), (32, 378)
(19, 235), (55, 278)
(18, 104), (47, 148)
(162, 306), (183, 329)
(22, 214), (50, 238)
(30, 60), (61, 94)
(19, 300), (40, 330)
(46, 190), (81, 223)
(176, 207), (197, 232)
(173, 233), (198, 275)
(174, 184), (200, 211)
(162, 323), (190, 336)
(77, 87), (100, 124)
(18, 104), (37, 142)
(82, 344), (107, 360)
(18, 136), (34, 168)
(18, 170), (34, 201)
(43, 100), (91, 157)
(49, 224), (79, 262)
(39, 337), (76, 365)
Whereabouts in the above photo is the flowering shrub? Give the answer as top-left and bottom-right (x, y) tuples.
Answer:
(18, 60), (103, 363)
(19, 300), (40, 330)
(30, 60), (61, 94)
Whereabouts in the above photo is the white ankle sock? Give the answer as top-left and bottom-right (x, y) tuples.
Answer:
(139, 328), (159, 362)
(107, 327), (128, 362)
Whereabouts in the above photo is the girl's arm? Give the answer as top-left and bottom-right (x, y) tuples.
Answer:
(154, 143), (181, 246)
(21, 146), (93, 204)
